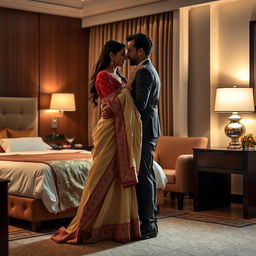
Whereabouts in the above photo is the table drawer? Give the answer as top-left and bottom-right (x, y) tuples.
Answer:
(196, 151), (243, 170)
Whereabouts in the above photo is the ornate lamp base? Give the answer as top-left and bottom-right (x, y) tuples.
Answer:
(225, 112), (245, 149)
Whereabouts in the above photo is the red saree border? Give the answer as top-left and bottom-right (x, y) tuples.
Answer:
(52, 157), (117, 243)
(51, 218), (140, 244)
(78, 158), (116, 229)
(107, 95), (138, 187)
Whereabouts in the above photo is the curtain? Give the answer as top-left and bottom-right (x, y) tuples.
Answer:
(88, 12), (173, 145)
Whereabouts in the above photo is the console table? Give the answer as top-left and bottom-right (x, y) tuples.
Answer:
(193, 148), (256, 219)
(0, 179), (9, 256)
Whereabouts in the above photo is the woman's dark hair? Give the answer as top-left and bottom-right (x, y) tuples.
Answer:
(89, 40), (125, 106)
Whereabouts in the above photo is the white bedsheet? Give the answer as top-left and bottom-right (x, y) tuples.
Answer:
(0, 149), (91, 213)
(0, 150), (167, 214)
(153, 160), (167, 189)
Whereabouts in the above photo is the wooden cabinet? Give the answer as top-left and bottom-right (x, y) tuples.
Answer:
(193, 148), (256, 219)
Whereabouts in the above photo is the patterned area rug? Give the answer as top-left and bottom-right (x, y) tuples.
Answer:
(158, 207), (256, 227)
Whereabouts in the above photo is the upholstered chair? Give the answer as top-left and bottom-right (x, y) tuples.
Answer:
(154, 136), (208, 210)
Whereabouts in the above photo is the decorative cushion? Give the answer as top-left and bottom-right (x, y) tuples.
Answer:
(0, 128), (8, 139)
(0, 137), (52, 153)
(7, 128), (34, 138)
(0, 129), (8, 152)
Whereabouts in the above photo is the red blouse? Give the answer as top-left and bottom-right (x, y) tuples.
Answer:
(96, 70), (122, 99)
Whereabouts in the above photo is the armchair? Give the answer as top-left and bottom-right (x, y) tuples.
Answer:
(154, 136), (208, 210)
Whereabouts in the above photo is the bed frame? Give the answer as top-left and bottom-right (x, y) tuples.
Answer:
(0, 97), (163, 231)
(0, 97), (78, 231)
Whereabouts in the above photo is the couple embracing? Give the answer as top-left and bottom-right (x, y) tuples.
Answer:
(52, 33), (161, 243)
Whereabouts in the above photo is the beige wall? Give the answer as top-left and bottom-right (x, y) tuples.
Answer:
(217, 0), (256, 194)
(189, 0), (256, 194)
(218, 0), (256, 147)
(188, 6), (211, 139)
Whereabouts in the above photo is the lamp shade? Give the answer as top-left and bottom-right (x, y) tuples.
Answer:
(214, 87), (255, 112)
(50, 93), (76, 111)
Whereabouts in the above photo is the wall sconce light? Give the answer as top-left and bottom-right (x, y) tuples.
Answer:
(214, 87), (255, 149)
(49, 93), (76, 129)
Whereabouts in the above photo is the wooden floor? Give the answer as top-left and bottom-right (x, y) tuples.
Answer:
(162, 194), (256, 223)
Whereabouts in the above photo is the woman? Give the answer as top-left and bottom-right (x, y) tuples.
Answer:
(51, 40), (142, 243)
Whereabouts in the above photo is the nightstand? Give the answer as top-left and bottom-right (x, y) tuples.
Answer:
(193, 148), (256, 219)
(0, 179), (9, 256)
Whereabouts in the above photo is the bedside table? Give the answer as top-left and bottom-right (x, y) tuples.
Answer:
(0, 179), (9, 256)
(193, 148), (256, 219)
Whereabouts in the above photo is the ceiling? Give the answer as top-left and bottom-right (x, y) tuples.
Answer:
(30, 0), (91, 9)
(0, 0), (226, 26)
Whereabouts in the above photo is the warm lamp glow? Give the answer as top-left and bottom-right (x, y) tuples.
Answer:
(214, 88), (254, 112)
(49, 93), (76, 129)
(214, 87), (255, 149)
(234, 69), (249, 82)
(50, 93), (76, 111)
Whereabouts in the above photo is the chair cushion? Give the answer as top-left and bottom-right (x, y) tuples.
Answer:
(163, 169), (175, 184)
(155, 136), (208, 169)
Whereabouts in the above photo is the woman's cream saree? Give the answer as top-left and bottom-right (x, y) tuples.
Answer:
(51, 88), (142, 243)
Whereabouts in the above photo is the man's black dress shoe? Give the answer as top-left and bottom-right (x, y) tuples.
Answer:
(133, 225), (158, 240)
(140, 229), (158, 240)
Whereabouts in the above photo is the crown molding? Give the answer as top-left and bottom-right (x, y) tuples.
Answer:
(82, 0), (163, 18)
(0, 0), (82, 18)
(0, 0), (237, 23)
(82, 0), (221, 27)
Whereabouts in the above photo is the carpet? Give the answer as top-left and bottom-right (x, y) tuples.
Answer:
(158, 207), (255, 227)
(8, 218), (65, 241)
(10, 238), (123, 256)
(9, 208), (254, 243)
(9, 228), (53, 241)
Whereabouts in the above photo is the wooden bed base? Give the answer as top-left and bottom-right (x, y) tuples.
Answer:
(8, 189), (164, 232)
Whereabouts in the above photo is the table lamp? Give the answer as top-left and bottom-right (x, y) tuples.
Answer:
(50, 93), (76, 129)
(214, 87), (255, 149)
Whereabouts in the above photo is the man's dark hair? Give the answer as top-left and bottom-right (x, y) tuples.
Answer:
(126, 33), (152, 56)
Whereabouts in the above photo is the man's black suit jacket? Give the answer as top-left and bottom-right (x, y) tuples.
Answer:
(131, 59), (161, 139)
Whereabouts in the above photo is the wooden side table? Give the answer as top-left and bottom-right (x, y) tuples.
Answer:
(0, 179), (9, 256)
(193, 148), (256, 219)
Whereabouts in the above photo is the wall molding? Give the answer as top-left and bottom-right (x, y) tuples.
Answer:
(82, 0), (221, 27)
(0, 0), (82, 17)
(0, 0), (230, 25)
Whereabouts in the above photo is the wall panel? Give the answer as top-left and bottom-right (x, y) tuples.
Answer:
(0, 8), (89, 146)
(0, 7), (39, 97)
(39, 14), (89, 145)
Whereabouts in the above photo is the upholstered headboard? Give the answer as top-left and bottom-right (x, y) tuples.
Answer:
(0, 97), (38, 136)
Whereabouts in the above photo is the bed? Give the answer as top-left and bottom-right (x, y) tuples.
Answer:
(0, 97), (167, 231)
(0, 97), (94, 231)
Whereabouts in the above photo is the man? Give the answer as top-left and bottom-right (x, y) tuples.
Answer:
(126, 33), (161, 239)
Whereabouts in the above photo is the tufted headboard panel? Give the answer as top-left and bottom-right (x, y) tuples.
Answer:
(0, 97), (38, 136)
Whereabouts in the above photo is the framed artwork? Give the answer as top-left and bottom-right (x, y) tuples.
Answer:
(250, 20), (256, 103)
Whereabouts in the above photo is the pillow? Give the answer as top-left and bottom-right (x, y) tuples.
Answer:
(7, 128), (34, 138)
(0, 128), (8, 139)
(0, 137), (52, 153)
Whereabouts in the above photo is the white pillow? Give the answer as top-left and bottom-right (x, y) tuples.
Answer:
(153, 160), (168, 189)
(0, 137), (52, 153)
